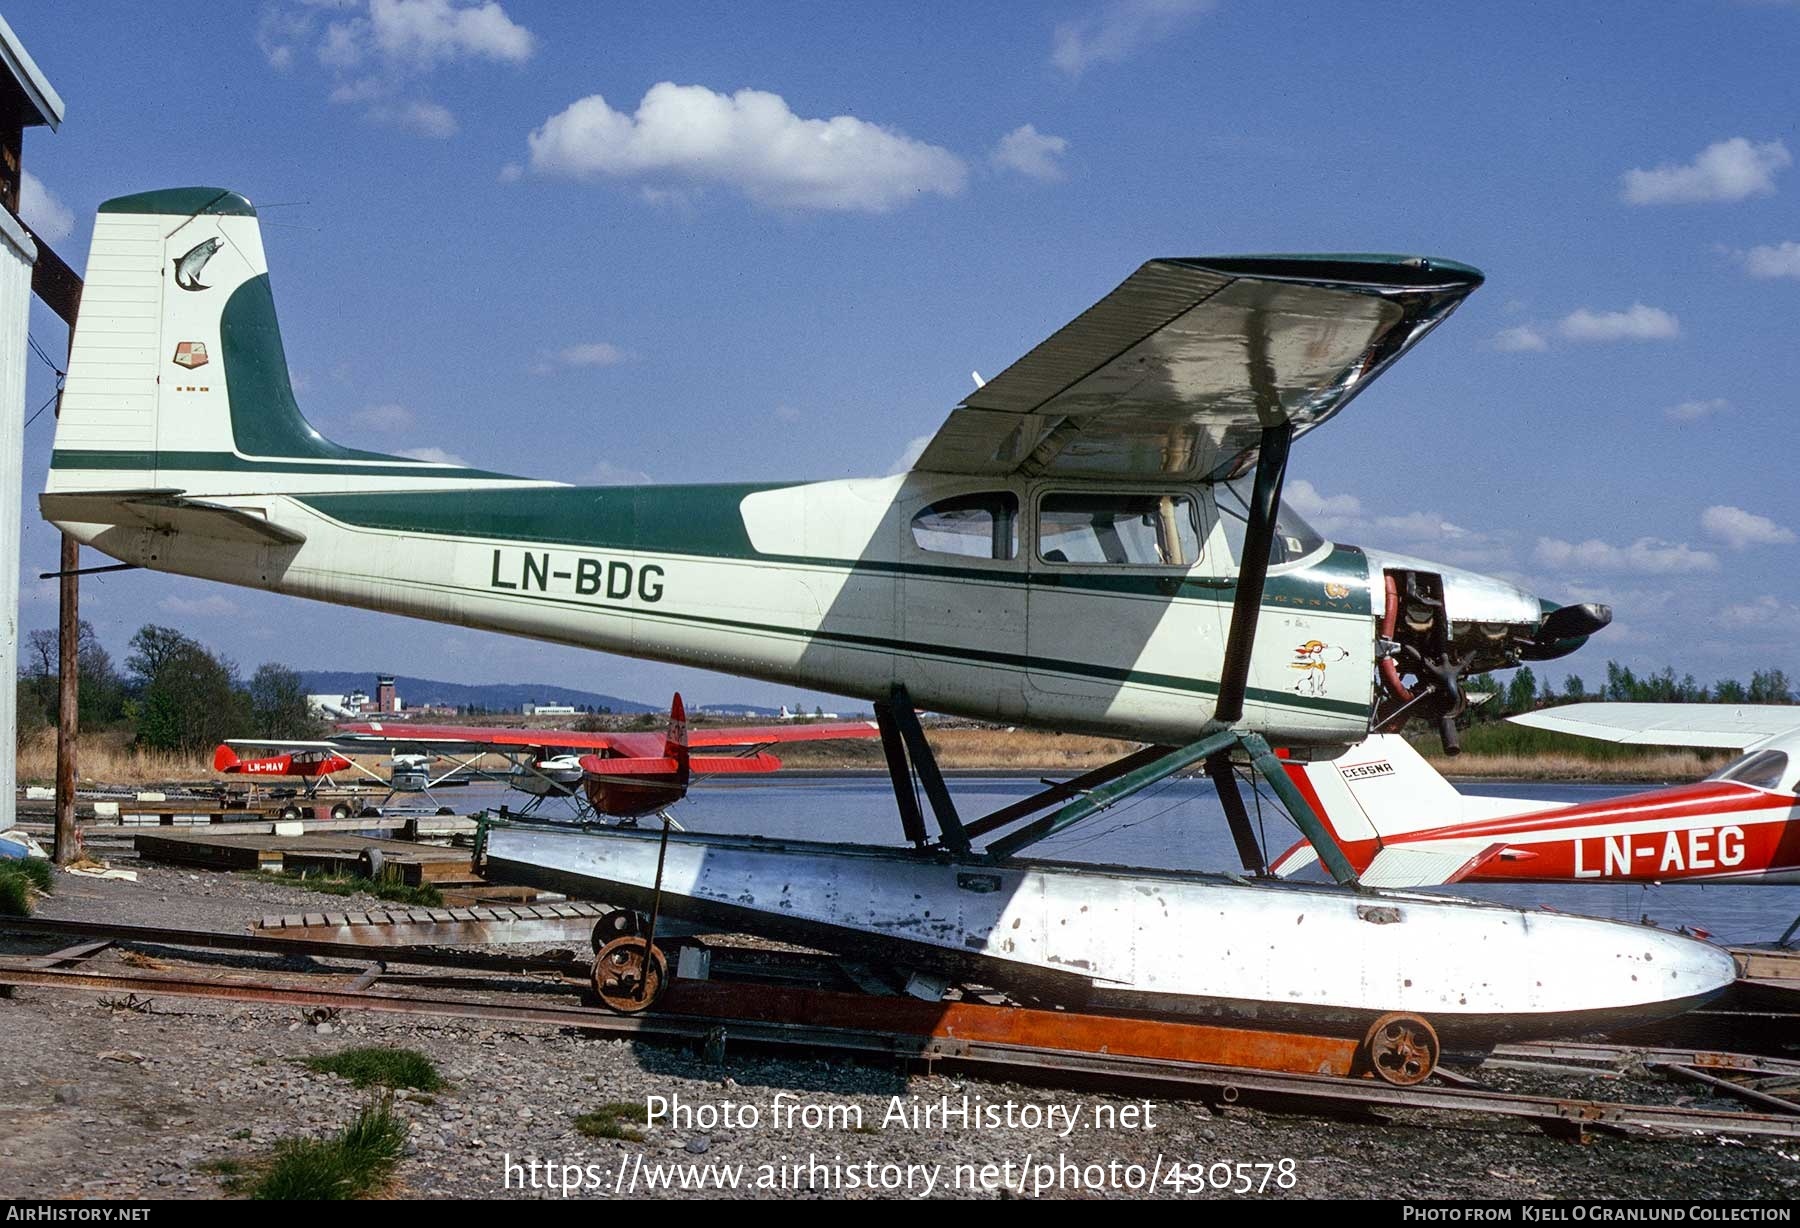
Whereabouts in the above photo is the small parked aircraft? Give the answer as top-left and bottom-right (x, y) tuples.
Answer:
(1273, 704), (1800, 888)
(212, 743), (353, 791)
(42, 187), (1736, 1046)
(331, 694), (877, 818)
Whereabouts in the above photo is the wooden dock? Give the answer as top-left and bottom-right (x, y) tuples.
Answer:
(132, 829), (477, 885)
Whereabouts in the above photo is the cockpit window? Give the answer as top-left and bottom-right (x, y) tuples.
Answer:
(1216, 478), (1327, 566)
(1706, 748), (1790, 791)
(910, 492), (1018, 560)
(1037, 493), (1201, 566)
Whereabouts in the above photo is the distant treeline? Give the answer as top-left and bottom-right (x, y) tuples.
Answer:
(15, 623), (323, 754)
(1466, 662), (1795, 721)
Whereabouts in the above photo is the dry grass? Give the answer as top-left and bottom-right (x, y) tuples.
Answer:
(1427, 749), (1728, 782)
(773, 726), (1142, 772)
(14, 729), (212, 787)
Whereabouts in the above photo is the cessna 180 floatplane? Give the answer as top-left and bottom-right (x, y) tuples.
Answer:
(40, 187), (1734, 1043)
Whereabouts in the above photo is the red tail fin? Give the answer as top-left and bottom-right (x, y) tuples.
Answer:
(664, 692), (690, 788)
(211, 744), (240, 772)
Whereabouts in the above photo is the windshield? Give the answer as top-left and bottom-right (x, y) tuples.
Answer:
(1705, 748), (1791, 791)
(1216, 479), (1328, 566)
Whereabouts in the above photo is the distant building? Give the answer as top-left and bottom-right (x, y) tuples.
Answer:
(523, 703), (576, 716)
(376, 675), (399, 713)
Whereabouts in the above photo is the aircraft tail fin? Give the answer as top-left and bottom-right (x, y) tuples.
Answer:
(1273, 734), (1555, 879)
(664, 693), (691, 788)
(44, 187), (531, 528)
(211, 744), (240, 772)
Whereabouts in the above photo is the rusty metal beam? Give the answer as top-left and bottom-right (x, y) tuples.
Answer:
(1651, 1063), (1800, 1116)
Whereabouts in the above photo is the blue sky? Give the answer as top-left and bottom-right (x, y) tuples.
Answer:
(9, 1), (1800, 707)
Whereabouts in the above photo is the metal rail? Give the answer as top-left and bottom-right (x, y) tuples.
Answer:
(0, 916), (586, 976)
(0, 951), (1797, 1140)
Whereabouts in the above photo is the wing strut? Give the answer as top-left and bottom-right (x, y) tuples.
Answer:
(1204, 420), (1361, 886)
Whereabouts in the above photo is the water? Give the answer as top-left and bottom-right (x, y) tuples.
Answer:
(459, 775), (1800, 947)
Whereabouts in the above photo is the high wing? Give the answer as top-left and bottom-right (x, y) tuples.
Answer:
(1508, 703), (1800, 750)
(913, 254), (1483, 481)
(329, 718), (878, 756)
(330, 722), (633, 754)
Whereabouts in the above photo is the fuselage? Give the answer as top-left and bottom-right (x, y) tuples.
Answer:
(54, 466), (1549, 751)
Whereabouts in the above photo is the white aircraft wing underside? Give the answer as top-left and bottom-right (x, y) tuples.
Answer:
(1509, 703), (1800, 750)
(912, 255), (1483, 481)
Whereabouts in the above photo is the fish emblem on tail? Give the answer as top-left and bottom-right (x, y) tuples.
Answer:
(172, 237), (222, 292)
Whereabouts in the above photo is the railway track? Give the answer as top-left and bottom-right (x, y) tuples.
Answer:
(1, 915), (1796, 1142)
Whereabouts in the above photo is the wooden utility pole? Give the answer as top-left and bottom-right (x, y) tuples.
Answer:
(53, 535), (77, 862)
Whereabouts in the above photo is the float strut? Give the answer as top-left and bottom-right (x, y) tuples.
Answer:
(1207, 752), (1268, 875)
(876, 685), (970, 855)
(988, 729), (1238, 859)
(1239, 733), (1359, 886)
(873, 698), (928, 847)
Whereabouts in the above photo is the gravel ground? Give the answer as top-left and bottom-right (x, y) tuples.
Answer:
(0, 857), (1797, 1200)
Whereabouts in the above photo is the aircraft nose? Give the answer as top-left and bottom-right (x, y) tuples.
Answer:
(1522, 600), (1614, 661)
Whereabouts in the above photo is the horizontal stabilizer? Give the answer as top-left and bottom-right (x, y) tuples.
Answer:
(1509, 703), (1800, 749)
(40, 490), (305, 547)
(1358, 842), (1506, 889)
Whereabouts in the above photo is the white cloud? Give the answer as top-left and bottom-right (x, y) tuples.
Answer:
(260, 1), (533, 138)
(368, 99), (458, 138)
(1534, 536), (1718, 574)
(1052, 0), (1214, 75)
(1491, 324), (1548, 353)
(1664, 397), (1730, 422)
(396, 446), (468, 465)
(532, 341), (633, 374)
(526, 82), (968, 212)
(1742, 240), (1800, 279)
(891, 434), (933, 473)
(351, 403), (417, 432)
(558, 341), (629, 367)
(322, 0), (534, 70)
(587, 459), (651, 485)
(1284, 479), (1362, 523)
(1557, 303), (1679, 343)
(158, 594), (240, 618)
(774, 405), (802, 424)
(991, 124), (1069, 181)
(1720, 595), (1800, 632)
(19, 170), (73, 242)
(1621, 137), (1791, 205)
(1700, 505), (1796, 550)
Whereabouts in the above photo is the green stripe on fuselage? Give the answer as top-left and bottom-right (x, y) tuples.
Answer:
(50, 449), (527, 482)
(293, 485), (1374, 615)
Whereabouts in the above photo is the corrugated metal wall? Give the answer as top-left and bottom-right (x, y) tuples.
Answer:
(0, 211), (39, 834)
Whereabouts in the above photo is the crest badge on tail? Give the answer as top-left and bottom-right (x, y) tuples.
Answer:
(172, 237), (221, 292)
